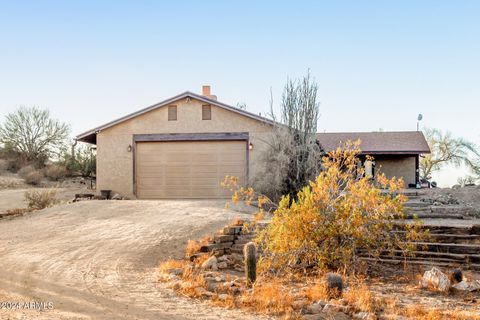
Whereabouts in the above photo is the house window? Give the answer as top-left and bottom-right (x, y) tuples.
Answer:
(202, 105), (211, 120)
(168, 105), (177, 121)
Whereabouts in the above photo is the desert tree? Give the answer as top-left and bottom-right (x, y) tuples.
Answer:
(252, 71), (324, 201)
(62, 143), (96, 177)
(420, 128), (480, 180)
(0, 106), (70, 164)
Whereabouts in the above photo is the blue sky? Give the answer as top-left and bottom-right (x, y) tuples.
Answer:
(1, 1), (479, 186)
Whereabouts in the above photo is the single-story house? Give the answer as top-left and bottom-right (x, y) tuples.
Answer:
(77, 87), (430, 198)
(317, 131), (431, 187)
(76, 86), (274, 199)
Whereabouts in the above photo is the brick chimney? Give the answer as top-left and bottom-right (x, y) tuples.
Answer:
(202, 85), (217, 100)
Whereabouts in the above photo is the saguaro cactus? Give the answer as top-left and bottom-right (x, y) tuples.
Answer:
(243, 242), (257, 286)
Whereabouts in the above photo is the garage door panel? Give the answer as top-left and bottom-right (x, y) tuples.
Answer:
(165, 189), (191, 197)
(194, 154), (218, 161)
(189, 165), (218, 173)
(190, 177), (220, 185)
(136, 141), (246, 199)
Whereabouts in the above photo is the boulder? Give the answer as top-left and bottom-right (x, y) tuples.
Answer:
(452, 280), (480, 292)
(307, 301), (326, 314)
(323, 304), (345, 313)
(201, 256), (218, 271)
(303, 314), (328, 320)
(205, 279), (220, 292)
(420, 267), (451, 292)
(331, 312), (351, 320)
(353, 312), (376, 320)
(292, 298), (309, 310)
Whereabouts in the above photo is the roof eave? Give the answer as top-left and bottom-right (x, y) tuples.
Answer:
(358, 150), (431, 155)
(76, 91), (275, 141)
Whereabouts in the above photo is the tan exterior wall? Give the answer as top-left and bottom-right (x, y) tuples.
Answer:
(96, 97), (273, 198)
(374, 155), (417, 187)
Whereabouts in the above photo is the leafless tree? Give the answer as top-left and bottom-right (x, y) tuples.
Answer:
(0, 106), (70, 163)
(253, 72), (323, 201)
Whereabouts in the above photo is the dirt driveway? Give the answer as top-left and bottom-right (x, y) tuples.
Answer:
(0, 200), (265, 320)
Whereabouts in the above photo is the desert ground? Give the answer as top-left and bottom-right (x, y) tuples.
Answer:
(0, 199), (269, 320)
(1, 167), (479, 319)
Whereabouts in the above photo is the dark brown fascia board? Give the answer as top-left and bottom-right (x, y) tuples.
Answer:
(76, 91), (275, 141)
(358, 151), (430, 155)
(133, 132), (249, 142)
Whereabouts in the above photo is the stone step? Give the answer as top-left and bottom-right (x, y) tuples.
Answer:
(214, 235), (235, 243)
(200, 242), (233, 252)
(393, 223), (480, 235)
(404, 201), (430, 208)
(392, 231), (480, 244)
(358, 249), (480, 263)
(403, 213), (465, 219)
(359, 257), (480, 271)
(223, 226), (243, 235)
(405, 242), (480, 255)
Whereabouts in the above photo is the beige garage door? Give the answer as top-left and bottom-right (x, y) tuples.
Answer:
(136, 141), (247, 199)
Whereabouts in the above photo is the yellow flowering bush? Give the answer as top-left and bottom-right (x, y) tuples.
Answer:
(224, 140), (426, 274)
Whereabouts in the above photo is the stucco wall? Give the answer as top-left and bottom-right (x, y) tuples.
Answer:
(96, 97), (273, 198)
(374, 155), (417, 187)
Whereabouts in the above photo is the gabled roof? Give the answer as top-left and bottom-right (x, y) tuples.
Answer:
(76, 91), (275, 144)
(317, 131), (431, 155)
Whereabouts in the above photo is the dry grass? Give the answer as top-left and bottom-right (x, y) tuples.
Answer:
(185, 240), (202, 257)
(185, 235), (212, 257)
(0, 177), (22, 189)
(193, 253), (210, 266)
(159, 259), (187, 274)
(211, 293), (237, 308)
(241, 279), (295, 315)
(343, 283), (378, 313)
(24, 170), (43, 185)
(303, 282), (329, 301)
(24, 188), (57, 209)
(178, 269), (208, 298)
(44, 164), (68, 181)
(0, 208), (32, 218)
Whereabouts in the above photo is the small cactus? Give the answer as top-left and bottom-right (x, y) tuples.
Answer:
(244, 242), (257, 286)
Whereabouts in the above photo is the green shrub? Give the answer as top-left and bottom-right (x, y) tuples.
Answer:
(24, 188), (57, 210)
(62, 144), (96, 177)
(44, 164), (68, 181)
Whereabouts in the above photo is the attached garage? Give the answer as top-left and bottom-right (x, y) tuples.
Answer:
(135, 139), (247, 199)
(75, 87), (274, 199)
